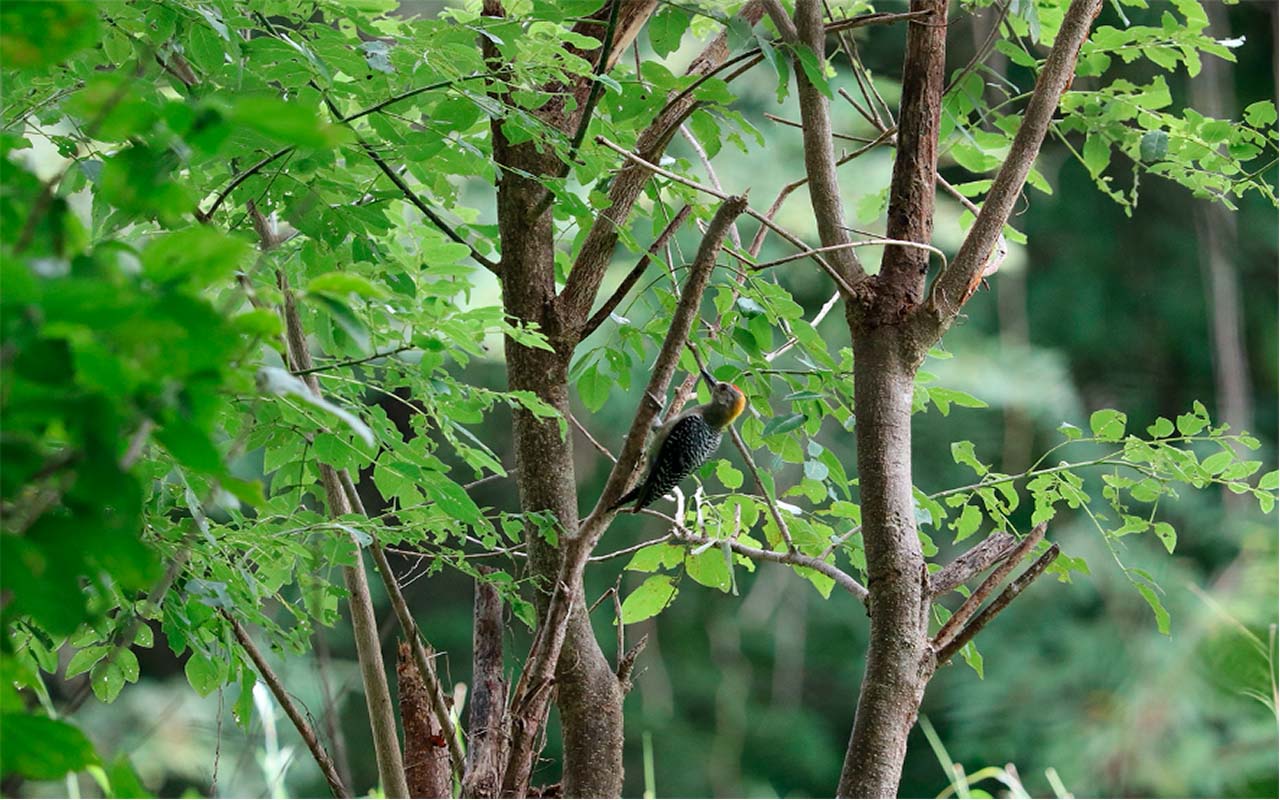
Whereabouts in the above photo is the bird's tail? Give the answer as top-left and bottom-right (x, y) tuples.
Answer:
(607, 484), (642, 512)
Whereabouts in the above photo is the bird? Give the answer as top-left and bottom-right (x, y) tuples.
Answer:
(610, 365), (746, 513)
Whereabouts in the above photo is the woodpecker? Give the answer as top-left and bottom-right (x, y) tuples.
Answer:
(610, 365), (746, 513)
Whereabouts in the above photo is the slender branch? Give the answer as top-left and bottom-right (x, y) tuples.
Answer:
(196, 148), (292, 223)
(569, 411), (618, 464)
(292, 346), (414, 377)
(226, 613), (351, 798)
(928, 531), (1017, 596)
(274, 250), (410, 798)
(925, 0), (1104, 326)
(353, 135), (498, 273)
(933, 523), (1046, 651)
(791, 0), (866, 285)
(588, 533), (674, 563)
(667, 523), (868, 602)
(339, 472), (467, 782)
(594, 135), (858, 297)
(935, 543), (1060, 664)
(557, 0), (768, 329)
(579, 204), (691, 339)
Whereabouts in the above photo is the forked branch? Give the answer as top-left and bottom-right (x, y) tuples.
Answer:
(935, 542), (1061, 664)
(932, 522), (1046, 651)
(500, 195), (748, 796)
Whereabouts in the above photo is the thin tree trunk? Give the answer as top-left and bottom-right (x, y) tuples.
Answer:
(493, 134), (624, 796)
(837, 325), (933, 798)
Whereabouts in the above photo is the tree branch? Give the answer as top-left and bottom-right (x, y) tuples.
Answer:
(932, 522), (1046, 651)
(791, 0), (867, 286)
(667, 522), (868, 602)
(338, 471), (466, 783)
(272, 238), (409, 798)
(556, 1), (768, 330)
(874, 0), (950, 310)
(935, 542), (1060, 664)
(925, 0), (1103, 326)
(579, 204), (692, 340)
(928, 531), (1017, 596)
(225, 613), (351, 799)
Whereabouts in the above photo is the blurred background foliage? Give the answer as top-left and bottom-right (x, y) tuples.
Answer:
(3, 0), (1276, 797)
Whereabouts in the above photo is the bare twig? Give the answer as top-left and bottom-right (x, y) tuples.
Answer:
(292, 346), (414, 377)
(667, 523), (868, 602)
(594, 136), (857, 297)
(928, 531), (1018, 596)
(935, 543), (1060, 664)
(569, 411), (618, 464)
(226, 613), (351, 798)
(932, 523), (1046, 651)
(580, 205), (691, 340)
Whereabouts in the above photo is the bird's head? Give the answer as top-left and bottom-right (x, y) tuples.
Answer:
(709, 380), (746, 426)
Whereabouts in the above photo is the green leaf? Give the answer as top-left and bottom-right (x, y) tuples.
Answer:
(792, 44), (832, 99)
(184, 653), (224, 697)
(1058, 422), (1083, 440)
(65, 645), (109, 679)
(90, 661), (125, 703)
(142, 227), (252, 286)
(1200, 450), (1233, 476)
(424, 475), (483, 527)
(1082, 134), (1111, 177)
(715, 460), (744, 490)
(1139, 129), (1169, 161)
(952, 504), (983, 542)
(1152, 521), (1176, 554)
(625, 543), (684, 573)
(307, 272), (388, 299)
(685, 546), (731, 592)
(1135, 583), (1171, 635)
(1089, 408), (1127, 440)
(1244, 100), (1278, 127)
(577, 363), (610, 413)
(229, 97), (347, 148)
(620, 575), (678, 624)
(0, 713), (99, 779)
(1176, 410), (1207, 435)
(648, 7), (690, 58)
(763, 413), (805, 437)
(951, 441), (989, 476)
(1146, 417), (1174, 438)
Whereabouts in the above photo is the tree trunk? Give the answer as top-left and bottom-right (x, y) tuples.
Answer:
(494, 135), (624, 796)
(836, 323), (934, 798)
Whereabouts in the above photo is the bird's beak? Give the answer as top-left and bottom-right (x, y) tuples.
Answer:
(698, 362), (717, 388)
